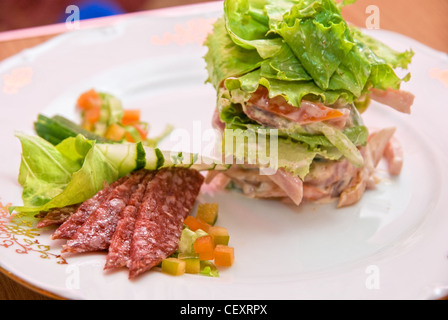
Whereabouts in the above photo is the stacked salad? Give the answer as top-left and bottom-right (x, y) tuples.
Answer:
(204, 0), (414, 207)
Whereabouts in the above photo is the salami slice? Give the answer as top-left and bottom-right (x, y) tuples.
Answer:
(51, 175), (129, 240)
(62, 170), (148, 254)
(37, 204), (81, 229)
(127, 168), (204, 279)
(104, 172), (155, 270)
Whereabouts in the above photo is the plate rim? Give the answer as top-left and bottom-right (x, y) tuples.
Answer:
(1, 2), (448, 301)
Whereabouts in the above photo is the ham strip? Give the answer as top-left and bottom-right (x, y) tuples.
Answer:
(127, 168), (204, 279)
(267, 168), (303, 206)
(367, 127), (396, 167)
(62, 170), (147, 254)
(384, 136), (404, 176)
(370, 88), (414, 114)
(52, 175), (129, 240)
(104, 172), (155, 270)
(337, 169), (368, 208)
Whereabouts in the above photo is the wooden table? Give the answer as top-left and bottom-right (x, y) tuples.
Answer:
(1, 0), (447, 300)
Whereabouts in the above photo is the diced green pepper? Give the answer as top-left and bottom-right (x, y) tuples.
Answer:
(200, 261), (219, 278)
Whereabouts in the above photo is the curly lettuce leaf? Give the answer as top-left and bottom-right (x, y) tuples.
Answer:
(204, 17), (263, 88)
(205, 0), (413, 105)
(14, 134), (119, 214)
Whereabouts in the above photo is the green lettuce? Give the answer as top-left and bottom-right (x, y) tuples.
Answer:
(14, 133), (119, 214)
(204, 0), (413, 176)
(204, 17), (263, 88)
(205, 0), (414, 104)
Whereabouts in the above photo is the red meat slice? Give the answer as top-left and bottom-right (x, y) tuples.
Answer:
(104, 172), (155, 270)
(127, 168), (204, 279)
(62, 170), (148, 254)
(51, 175), (130, 240)
(36, 204), (81, 229)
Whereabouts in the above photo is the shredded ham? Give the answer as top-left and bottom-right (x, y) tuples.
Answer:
(384, 136), (404, 176)
(370, 88), (414, 114)
(205, 171), (231, 189)
(212, 108), (226, 131)
(267, 168), (303, 206)
(207, 85), (409, 208)
(337, 128), (399, 207)
(223, 166), (288, 199)
(367, 127), (397, 167)
(337, 170), (368, 208)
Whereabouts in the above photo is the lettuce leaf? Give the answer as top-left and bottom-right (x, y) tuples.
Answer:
(204, 17), (263, 88)
(16, 133), (90, 208)
(222, 126), (328, 179)
(14, 134), (119, 214)
(205, 0), (413, 104)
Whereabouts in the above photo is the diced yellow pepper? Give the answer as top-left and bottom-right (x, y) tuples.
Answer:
(196, 203), (219, 226)
(208, 226), (230, 246)
(161, 258), (186, 276)
(183, 258), (201, 274)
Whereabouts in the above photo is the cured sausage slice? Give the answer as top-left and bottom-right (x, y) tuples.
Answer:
(128, 168), (204, 279)
(62, 170), (148, 254)
(104, 172), (155, 270)
(51, 175), (129, 240)
(36, 204), (81, 229)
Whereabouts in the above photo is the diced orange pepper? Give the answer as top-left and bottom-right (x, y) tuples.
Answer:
(84, 106), (101, 124)
(132, 123), (148, 140)
(214, 245), (234, 267)
(184, 216), (211, 232)
(121, 109), (141, 125)
(77, 89), (102, 110)
(194, 235), (215, 261)
(105, 124), (125, 141)
(124, 132), (136, 143)
(124, 124), (148, 143)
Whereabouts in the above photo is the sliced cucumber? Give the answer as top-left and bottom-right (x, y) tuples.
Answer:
(157, 150), (231, 171)
(96, 142), (148, 177)
(99, 93), (124, 126)
(96, 143), (230, 177)
(144, 147), (164, 170)
(35, 114), (113, 145)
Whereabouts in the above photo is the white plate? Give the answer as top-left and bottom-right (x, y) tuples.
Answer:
(1, 2), (448, 300)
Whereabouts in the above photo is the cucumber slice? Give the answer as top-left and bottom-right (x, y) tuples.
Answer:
(99, 93), (124, 126)
(35, 114), (113, 145)
(144, 147), (164, 170)
(157, 150), (231, 172)
(135, 142), (146, 170)
(96, 142), (148, 177)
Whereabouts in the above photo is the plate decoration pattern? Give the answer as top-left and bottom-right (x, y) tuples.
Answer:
(0, 202), (66, 264)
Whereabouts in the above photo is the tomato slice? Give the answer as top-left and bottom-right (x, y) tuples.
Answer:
(248, 87), (344, 125)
